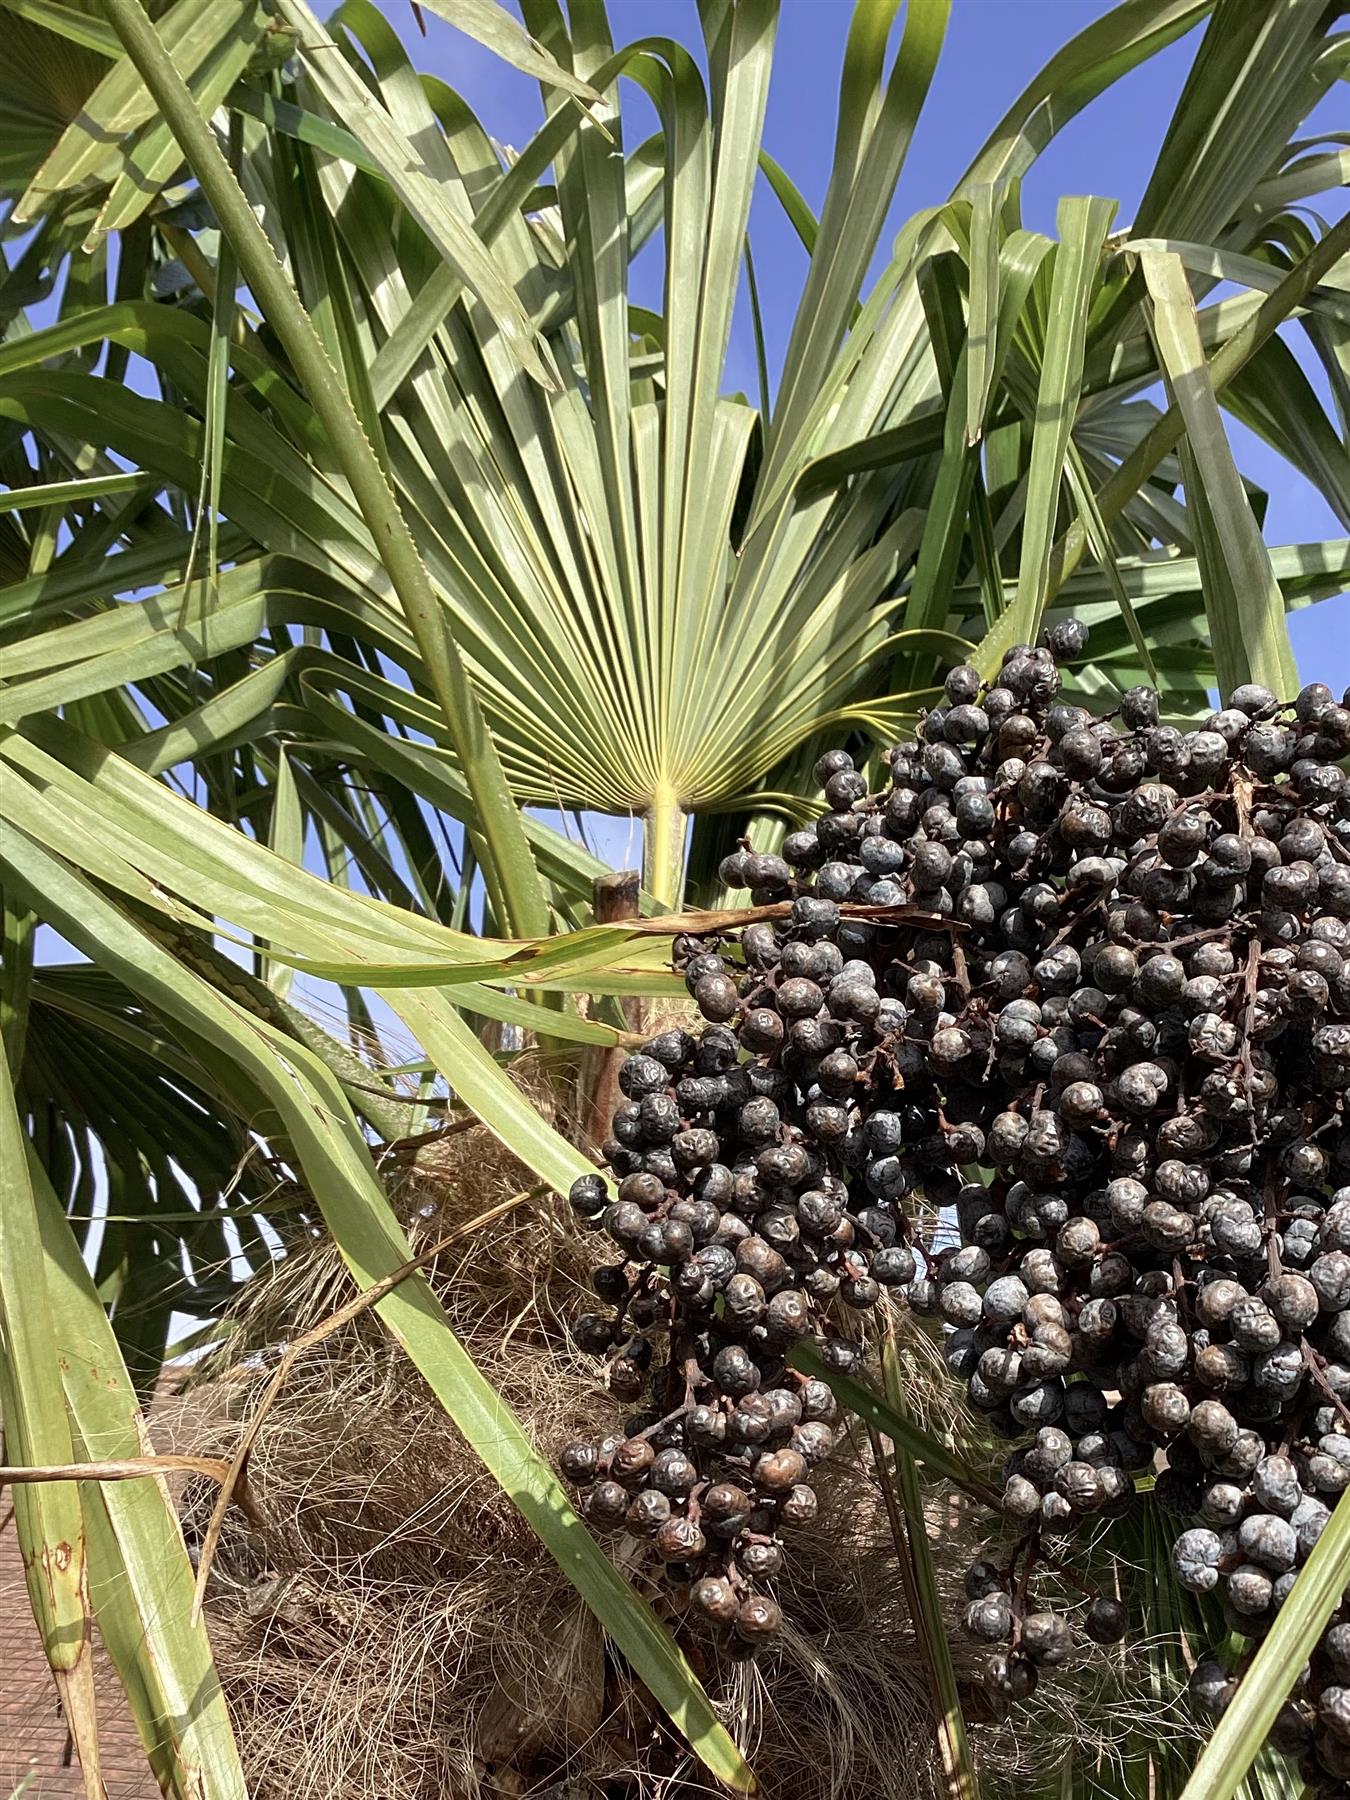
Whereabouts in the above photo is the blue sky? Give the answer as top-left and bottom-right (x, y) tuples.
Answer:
(422, 0), (1348, 692)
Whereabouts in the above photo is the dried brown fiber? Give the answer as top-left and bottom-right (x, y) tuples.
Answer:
(156, 1117), (1189, 1799)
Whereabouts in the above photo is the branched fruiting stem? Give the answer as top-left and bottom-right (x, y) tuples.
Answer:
(630, 1392), (700, 1445)
(1232, 772), (1255, 840)
(1263, 1164), (1285, 1284)
(1302, 1341), (1350, 1433)
(998, 1528), (1034, 1590)
(1239, 936), (1261, 1116)
(1044, 890), (1109, 952)
(950, 939), (972, 1000)
(1005, 1528), (1041, 1649)
(1132, 923), (1255, 953)
(608, 1267), (656, 1336)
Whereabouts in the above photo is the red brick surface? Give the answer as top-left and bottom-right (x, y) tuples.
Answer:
(0, 1528), (157, 1798)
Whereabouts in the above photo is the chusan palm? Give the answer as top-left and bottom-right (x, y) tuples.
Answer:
(2, 2), (1349, 1798)
(5, 0), (1346, 907)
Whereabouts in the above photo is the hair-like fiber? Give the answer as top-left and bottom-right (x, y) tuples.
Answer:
(159, 1118), (1164, 1798)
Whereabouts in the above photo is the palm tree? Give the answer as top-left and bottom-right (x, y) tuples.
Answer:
(1, 0), (1347, 1794)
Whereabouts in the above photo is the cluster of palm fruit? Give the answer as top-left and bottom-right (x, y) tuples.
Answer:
(559, 1007), (873, 1653)
(558, 625), (1350, 1780)
(899, 651), (1350, 1785)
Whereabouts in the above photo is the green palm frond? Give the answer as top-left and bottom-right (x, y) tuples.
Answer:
(6, 0), (1347, 914)
(0, 0), (112, 194)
